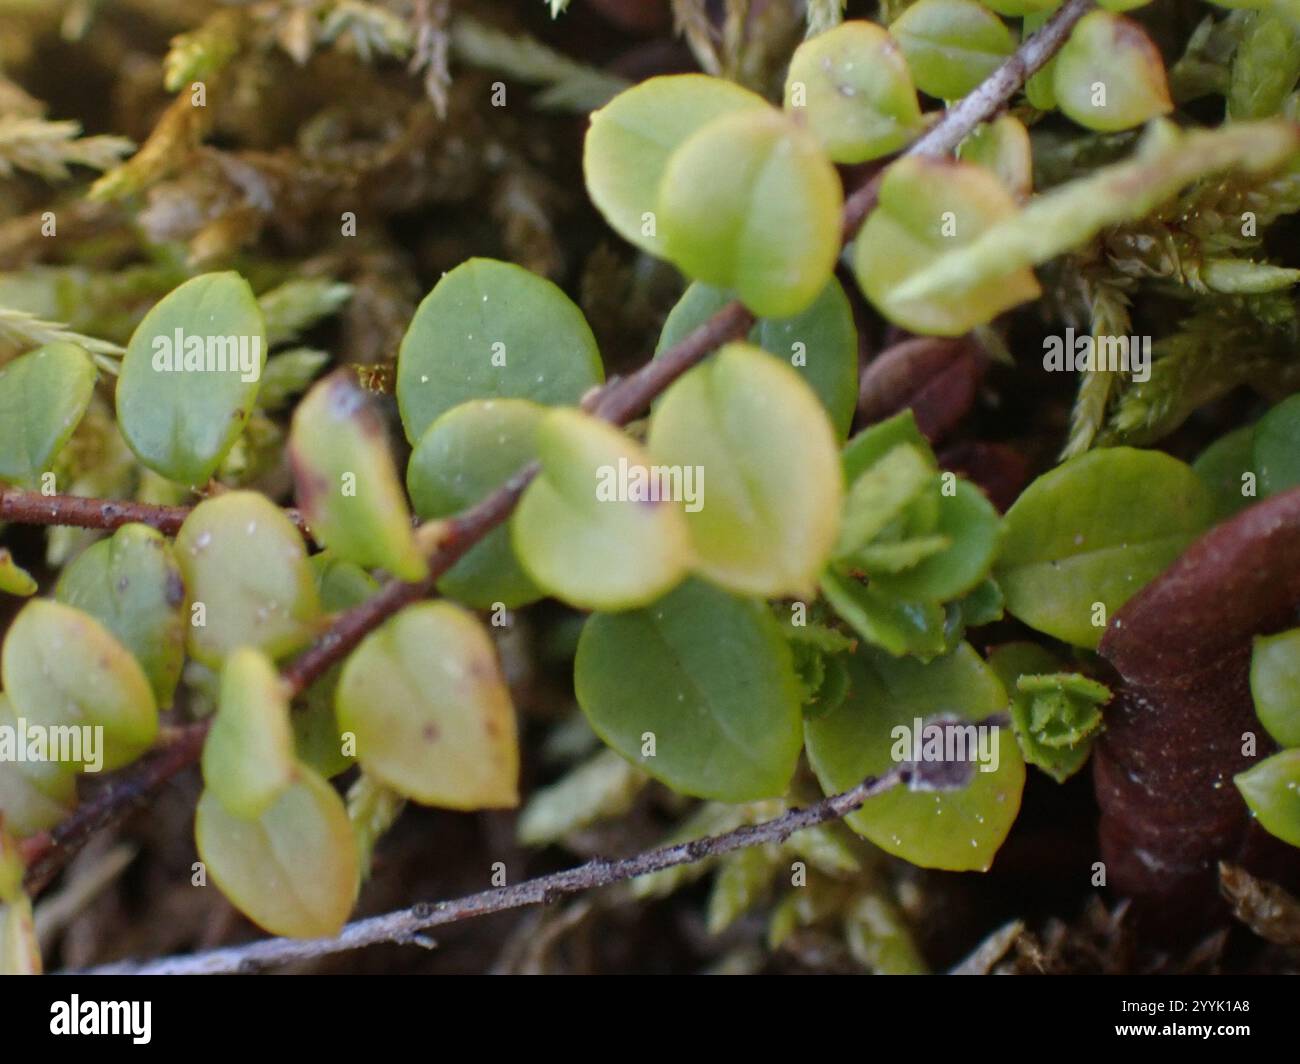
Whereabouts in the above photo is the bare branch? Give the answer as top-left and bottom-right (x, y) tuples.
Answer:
(0, 486), (311, 538)
(88, 761), (918, 974)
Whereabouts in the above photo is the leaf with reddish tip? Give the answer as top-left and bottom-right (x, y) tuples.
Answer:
(290, 371), (425, 582)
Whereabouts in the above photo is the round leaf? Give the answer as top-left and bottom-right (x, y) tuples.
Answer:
(202, 648), (297, 820)
(2, 600), (157, 771)
(335, 601), (519, 809)
(783, 20), (923, 163)
(0, 342), (96, 487)
(395, 259), (603, 445)
(656, 280), (859, 439)
(407, 398), (544, 609)
(1251, 629), (1300, 748)
(195, 765), (359, 939)
(290, 371), (425, 581)
(1235, 750), (1300, 848)
(575, 578), (804, 801)
(55, 523), (187, 708)
(890, 0), (1016, 100)
(1053, 11), (1172, 132)
(658, 108), (844, 319)
(513, 408), (691, 611)
(647, 342), (843, 599)
(583, 74), (768, 256)
(175, 491), (322, 667)
(805, 643), (1024, 871)
(996, 448), (1216, 649)
(1253, 393), (1300, 497)
(116, 272), (267, 486)
(853, 155), (1040, 336)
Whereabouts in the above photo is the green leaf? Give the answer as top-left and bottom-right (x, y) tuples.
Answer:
(256, 348), (330, 411)
(55, 523), (186, 709)
(289, 371), (424, 581)
(0, 341), (96, 487)
(834, 442), (935, 558)
(1235, 749), (1300, 848)
(1, 600), (157, 772)
(335, 601), (519, 808)
(0, 550), (36, 598)
(1251, 629), (1300, 748)
(1254, 393), (1300, 496)
(0, 697), (76, 838)
(647, 343), (843, 598)
(656, 280), (859, 439)
(885, 120), (1300, 309)
(1053, 12), (1172, 132)
(989, 642), (1108, 783)
(202, 648), (297, 820)
(395, 258), (603, 444)
(407, 398), (544, 609)
(195, 765), (359, 938)
(1193, 424), (1258, 519)
(871, 478), (1002, 602)
(820, 569), (949, 659)
(804, 643), (1024, 871)
(853, 155), (1041, 336)
(513, 408), (690, 610)
(783, 20), (923, 163)
(575, 578), (804, 801)
(658, 109), (843, 318)
(583, 74), (768, 256)
(115, 272), (267, 486)
(843, 409), (935, 481)
(1023, 11), (1059, 110)
(1227, 10), (1300, 120)
(175, 491), (322, 667)
(890, 0), (1016, 100)
(958, 114), (1033, 199)
(996, 447), (1216, 648)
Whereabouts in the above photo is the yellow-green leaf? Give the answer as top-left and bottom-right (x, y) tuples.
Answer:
(784, 20), (923, 163)
(1053, 12), (1172, 132)
(196, 765), (359, 939)
(202, 648), (297, 820)
(175, 491), (322, 667)
(584, 74), (768, 256)
(853, 155), (1040, 336)
(2, 600), (157, 772)
(513, 408), (691, 610)
(335, 602), (519, 809)
(647, 343), (843, 599)
(290, 371), (425, 581)
(658, 108), (843, 319)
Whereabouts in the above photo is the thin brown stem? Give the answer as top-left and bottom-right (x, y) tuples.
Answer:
(0, 486), (312, 539)
(86, 759), (922, 974)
